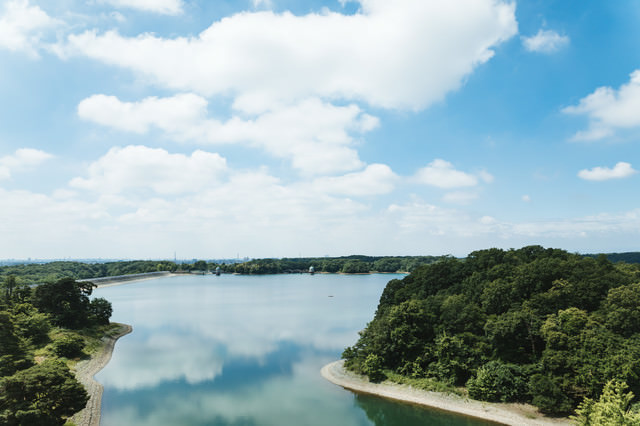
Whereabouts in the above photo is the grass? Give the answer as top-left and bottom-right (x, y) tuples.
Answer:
(383, 371), (464, 396)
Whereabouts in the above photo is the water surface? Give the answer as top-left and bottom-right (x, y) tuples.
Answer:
(95, 274), (494, 426)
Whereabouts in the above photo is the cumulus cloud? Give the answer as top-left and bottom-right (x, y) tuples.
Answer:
(78, 94), (375, 175)
(70, 146), (227, 195)
(578, 162), (637, 181)
(413, 159), (491, 189)
(98, 0), (183, 15)
(522, 29), (569, 53)
(311, 164), (397, 196)
(0, 148), (53, 180)
(62, 0), (517, 111)
(563, 70), (640, 141)
(0, 0), (59, 57)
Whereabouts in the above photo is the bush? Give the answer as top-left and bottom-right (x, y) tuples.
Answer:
(52, 335), (85, 358)
(362, 353), (386, 383)
(467, 360), (527, 402)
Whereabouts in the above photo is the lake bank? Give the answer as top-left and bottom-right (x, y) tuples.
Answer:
(81, 271), (175, 288)
(70, 323), (132, 426)
(321, 360), (571, 426)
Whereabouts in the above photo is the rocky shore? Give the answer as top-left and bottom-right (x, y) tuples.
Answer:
(70, 323), (133, 426)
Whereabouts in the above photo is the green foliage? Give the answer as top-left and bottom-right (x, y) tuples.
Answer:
(343, 245), (640, 415)
(221, 255), (441, 274)
(89, 298), (113, 325)
(467, 361), (527, 402)
(32, 278), (96, 329)
(0, 311), (32, 377)
(572, 380), (640, 425)
(0, 359), (88, 425)
(51, 334), (85, 359)
(362, 354), (386, 383)
(10, 303), (51, 346)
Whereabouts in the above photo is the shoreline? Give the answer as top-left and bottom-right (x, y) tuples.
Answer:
(70, 323), (133, 426)
(321, 360), (570, 426)
(84, 271), (176, 288)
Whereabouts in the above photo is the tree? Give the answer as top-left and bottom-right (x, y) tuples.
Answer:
(467, 361), (527, 402)
(89, 297), (113, 325)
(193, 260), (208, 271)
(572, 380), (640, 425)
(51, 334), (85, 358)
(3, 275), (17, 300)
(0, 311), (31, 377)
(0, 359), (88, 425)
(32, 278), (95, 329)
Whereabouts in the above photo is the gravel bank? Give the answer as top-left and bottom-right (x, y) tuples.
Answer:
(70, 323), (132, 426)
(321, 360), (570, 426)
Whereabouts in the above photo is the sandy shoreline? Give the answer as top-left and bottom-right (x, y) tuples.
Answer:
(321, 360), (570, 426)
(70, 323), (133, 426)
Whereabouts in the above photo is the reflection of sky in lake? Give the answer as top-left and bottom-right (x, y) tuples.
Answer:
(95, 274), (491, 426)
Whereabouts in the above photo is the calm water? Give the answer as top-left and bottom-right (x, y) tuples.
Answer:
(94, 274), (495, 426)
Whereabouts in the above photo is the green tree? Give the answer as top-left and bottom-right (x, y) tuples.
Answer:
(3, 275), (17, 301)
(572, 380), (640, 425)
(362, 353), (386, 383)
(467, 361), (527, 402)
(0, 359), (88, 425)
(89, 297), (113, 325)
(0, 311), (31, 377)
(32, 278), (95, 329)
(51, 334), (85, 358)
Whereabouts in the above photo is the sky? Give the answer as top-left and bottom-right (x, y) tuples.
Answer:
(0, 0), (639, 260)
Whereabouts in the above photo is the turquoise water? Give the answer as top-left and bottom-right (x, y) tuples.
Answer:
(95, 274), (496, 426)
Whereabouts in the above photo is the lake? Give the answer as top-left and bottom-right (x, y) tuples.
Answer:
(94, 274), (495, 426)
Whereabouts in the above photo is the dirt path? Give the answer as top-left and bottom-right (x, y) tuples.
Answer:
(321, 360), (571, 426)
(70, 323), (133, 426)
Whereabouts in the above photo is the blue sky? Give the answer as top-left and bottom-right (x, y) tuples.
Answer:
(0, 0), (639, 259)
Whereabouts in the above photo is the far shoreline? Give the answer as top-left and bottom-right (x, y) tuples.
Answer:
(321, 360), (571, 426)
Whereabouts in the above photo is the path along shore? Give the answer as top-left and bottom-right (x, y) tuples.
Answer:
(70, 323), (132, 426)
(321, 360), (571, 426)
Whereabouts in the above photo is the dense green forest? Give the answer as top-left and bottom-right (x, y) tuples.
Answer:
(0, 276), (114, 424)
(342, 246), (640, 418)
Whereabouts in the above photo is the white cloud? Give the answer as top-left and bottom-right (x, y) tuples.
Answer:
(0, 0), (58, 57)
(563, 70), (640, 141)
(442, 191), (478, 204)
(413, 159), (488, 189)
(62, 0), (517, 111)
(578, 162), (637, 181)
(0, 148), (53, 180)
(78, 94), (375, 175)
(70, 146), (228, 195)
(522, 29), (569, 53)
(311, 164), (397, 196)
(522, 194), (531, 202)
(99, 0), (183, 15)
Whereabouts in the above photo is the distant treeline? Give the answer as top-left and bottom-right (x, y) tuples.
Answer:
(2, 252), (639, 285)
(218, 256), (441, 274)
(583, 252), (640, 264)
(0, 256), (438, 284)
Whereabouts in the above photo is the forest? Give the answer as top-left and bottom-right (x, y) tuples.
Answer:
(342, 246), (640, 419)
(0, 276), (114, 425)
